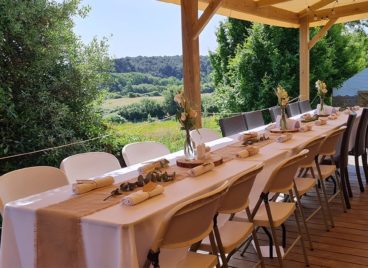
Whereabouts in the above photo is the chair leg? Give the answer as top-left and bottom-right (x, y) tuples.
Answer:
(355, 156), (365, 192)
(262, 227), (274, 258)
(344, 167), (353, 198)
(335, 171), (347, 213)
(293, 184), (313, 250)
(319, 178), (335, 228)
(315, 185), (330, 231)
(251, 230), (265, 268)
(289, 190), (310, 267)
(362, 152), (368, 183)
(264, 203), (284, 267)
(213, 225), (228, 268)
(339, 167), (351, 209)
(209, 231), (221, 268)
(314, 161), (335, 228)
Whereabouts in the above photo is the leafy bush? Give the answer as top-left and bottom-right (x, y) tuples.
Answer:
(118, 99), (165, 122)
(0, 0), (111, 174)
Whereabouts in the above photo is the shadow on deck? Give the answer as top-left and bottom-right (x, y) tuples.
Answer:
(231, 159), (368, 267)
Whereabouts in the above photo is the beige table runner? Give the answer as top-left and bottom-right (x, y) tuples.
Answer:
(36, 184), (121, 268)
(35, 167), (189, 268)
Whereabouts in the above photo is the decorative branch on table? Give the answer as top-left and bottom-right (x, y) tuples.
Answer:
(104, 169), (176, 201)
(275, 85), (289, 131)
(316, 80), (328, 114)
(174, 90), (198, 160)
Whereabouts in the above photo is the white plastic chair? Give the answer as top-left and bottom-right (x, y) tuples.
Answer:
(60, 152), (121, 183)
(122, 141), (170, 166)
(0, 166), (69, 215)
(190, 128), (220, 145)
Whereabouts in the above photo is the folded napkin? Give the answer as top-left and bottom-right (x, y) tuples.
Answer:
(299, 124), (313, 132)
(315, 118), (327, 126)
(276, 133), (293, 143)
(122, 184), (164, 206)
(138, 158), (169, 174)
(328, 114), (338, 120)
(73, 176), (114, 195)
(236, 146), (259, 158)
(276, 116), (300, 130)
(188, 162), (215, 177)
(238, 132), (258, 141)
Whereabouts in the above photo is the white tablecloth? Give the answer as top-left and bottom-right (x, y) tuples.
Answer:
(0, 109), (361, 268)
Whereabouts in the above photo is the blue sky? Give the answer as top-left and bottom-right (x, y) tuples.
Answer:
(73, 0), (225, 58)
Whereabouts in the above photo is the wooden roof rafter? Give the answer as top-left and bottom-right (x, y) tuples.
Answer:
(255, 0), (293, 8)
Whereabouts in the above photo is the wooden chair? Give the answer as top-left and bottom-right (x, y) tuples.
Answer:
(122, 141), (170, 166)
(286, 102), (301, 117)
(0, 166), (68, 215)
(190, 128), (220, 145)
(219, 114), (247, 137)
(349, 108), (368, 192)
(269, 106), (281, 122)
(60, 152), (121, 183)
(243, 110), (265, 130)
(298, 100), (312, 113)
(251, 150), (310, 267)
(199, 164), (265, 267)
(143, 181), (229, 268)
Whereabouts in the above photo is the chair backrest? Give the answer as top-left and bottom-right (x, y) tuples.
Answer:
(243, 110), (265, 130)
(0, 166), (68, 214)
(286, 102), (301, 117)
(353, 108), (368, 155)
(150, 181), (229, 251)
(122, 141), (170, 166)
(300, 136), (326, 167)
(319, 126), (347, 156)
(218, 164), (264, 214)
(263, 149), (308, 193)
(190, 128), (220, 145)
(340, 113), (357, 168)
(269, 106), (281, 122)
(60, 152), (121, 183)
(298, 100), (312, 113)
(219, 114), (247, 137)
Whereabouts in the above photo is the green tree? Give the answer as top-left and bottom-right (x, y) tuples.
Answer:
(0, 0), (112, 173)
(210, 19), (368, 113)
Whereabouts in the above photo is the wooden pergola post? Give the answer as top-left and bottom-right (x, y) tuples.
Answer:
(299, 16), (310, 101)
(181, 0), (202, 127)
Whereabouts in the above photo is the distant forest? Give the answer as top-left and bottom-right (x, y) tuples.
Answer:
(108, 56), (213, 98)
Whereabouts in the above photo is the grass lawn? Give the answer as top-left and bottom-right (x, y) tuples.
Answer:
(102, 96), (164, 110)
(108, 116), (221, 153)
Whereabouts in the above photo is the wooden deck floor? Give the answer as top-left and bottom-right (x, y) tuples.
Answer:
(230, 159), (368, 267)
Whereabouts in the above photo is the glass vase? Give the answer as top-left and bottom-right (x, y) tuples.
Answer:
(184, 129), (195, 160)
(320, 97), (324, 114)
(280, 107), (287, 131)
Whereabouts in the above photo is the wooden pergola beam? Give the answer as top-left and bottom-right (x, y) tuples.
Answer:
(219, 0), (299, 25)
(310, 2), (368, 23)
(299, 16), (310, 101)
(255, 0), (292, 8)
(308, 18), (337, 49)
(181, 0), (202, 127)
(299, 0), (336, 17)
(192, 0), (224, 40)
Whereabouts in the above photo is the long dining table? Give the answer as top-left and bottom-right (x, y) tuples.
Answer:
(0, 108), (362, 268)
